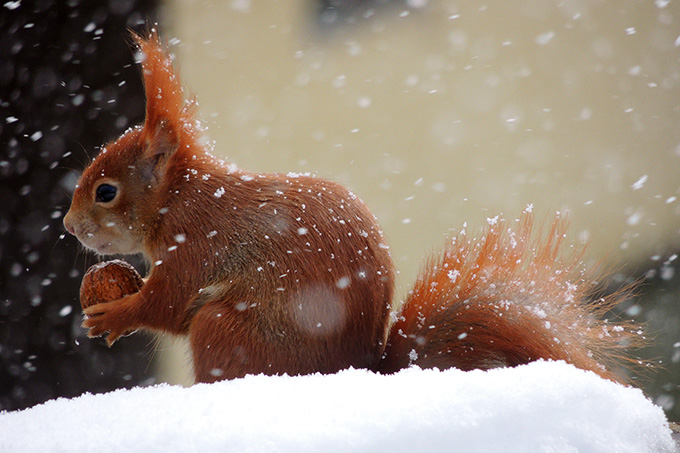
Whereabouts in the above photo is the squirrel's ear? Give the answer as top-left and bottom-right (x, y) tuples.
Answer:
(144, 120), (179, 183)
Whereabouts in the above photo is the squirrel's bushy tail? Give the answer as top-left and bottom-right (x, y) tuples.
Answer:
(377, 210), (641, 381)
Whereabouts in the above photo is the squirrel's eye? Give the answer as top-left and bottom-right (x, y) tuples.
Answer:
(96, 183), (117, 203)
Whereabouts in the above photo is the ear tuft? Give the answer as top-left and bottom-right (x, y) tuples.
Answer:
(130, 29), (187, 157)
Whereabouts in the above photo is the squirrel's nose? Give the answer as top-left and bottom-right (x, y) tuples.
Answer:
(63, 212), (75, 236)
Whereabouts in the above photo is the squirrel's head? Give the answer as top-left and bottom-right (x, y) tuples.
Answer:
(64, 30), (197, 256)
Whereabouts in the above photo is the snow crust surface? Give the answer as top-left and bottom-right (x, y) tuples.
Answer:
(0, 361), (673, 452)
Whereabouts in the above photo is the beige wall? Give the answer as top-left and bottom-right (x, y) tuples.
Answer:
(156, 0), (680, 383)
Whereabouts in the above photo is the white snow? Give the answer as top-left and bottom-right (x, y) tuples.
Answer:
(535, 31), (555, 46)
(631, 174), (648, 191)
(0, 361), (672, 453)
(357, 96), (372, 108)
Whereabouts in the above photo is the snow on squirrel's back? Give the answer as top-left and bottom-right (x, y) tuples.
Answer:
(0, 361), (673, 452)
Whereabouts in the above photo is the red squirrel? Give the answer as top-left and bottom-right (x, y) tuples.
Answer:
(64, 31), (637, 383)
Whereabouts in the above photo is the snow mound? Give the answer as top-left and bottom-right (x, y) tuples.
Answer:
(0, 361), (672, 452)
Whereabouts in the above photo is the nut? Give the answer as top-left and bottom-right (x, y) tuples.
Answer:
(80, 260), (144, 310)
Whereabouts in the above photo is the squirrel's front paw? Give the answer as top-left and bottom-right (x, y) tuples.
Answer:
(83, 300), (135, 346)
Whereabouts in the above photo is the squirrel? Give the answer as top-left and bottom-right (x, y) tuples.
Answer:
(63, 31), (638, 384)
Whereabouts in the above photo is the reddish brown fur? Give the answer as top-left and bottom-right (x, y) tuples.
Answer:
(65, 32), (638, 383)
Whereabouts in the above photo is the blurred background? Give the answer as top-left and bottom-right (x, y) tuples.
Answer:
(2, 0), (680, 420)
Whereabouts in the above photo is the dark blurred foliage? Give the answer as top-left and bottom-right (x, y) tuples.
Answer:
(0, 0), (159, 411)
(315, 0), (394, 29)
(613, 255), (680, 422)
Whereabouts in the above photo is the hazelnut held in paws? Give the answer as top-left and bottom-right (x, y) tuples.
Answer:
(80, 260), (144, 310)
(64, 30), (641, 383)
